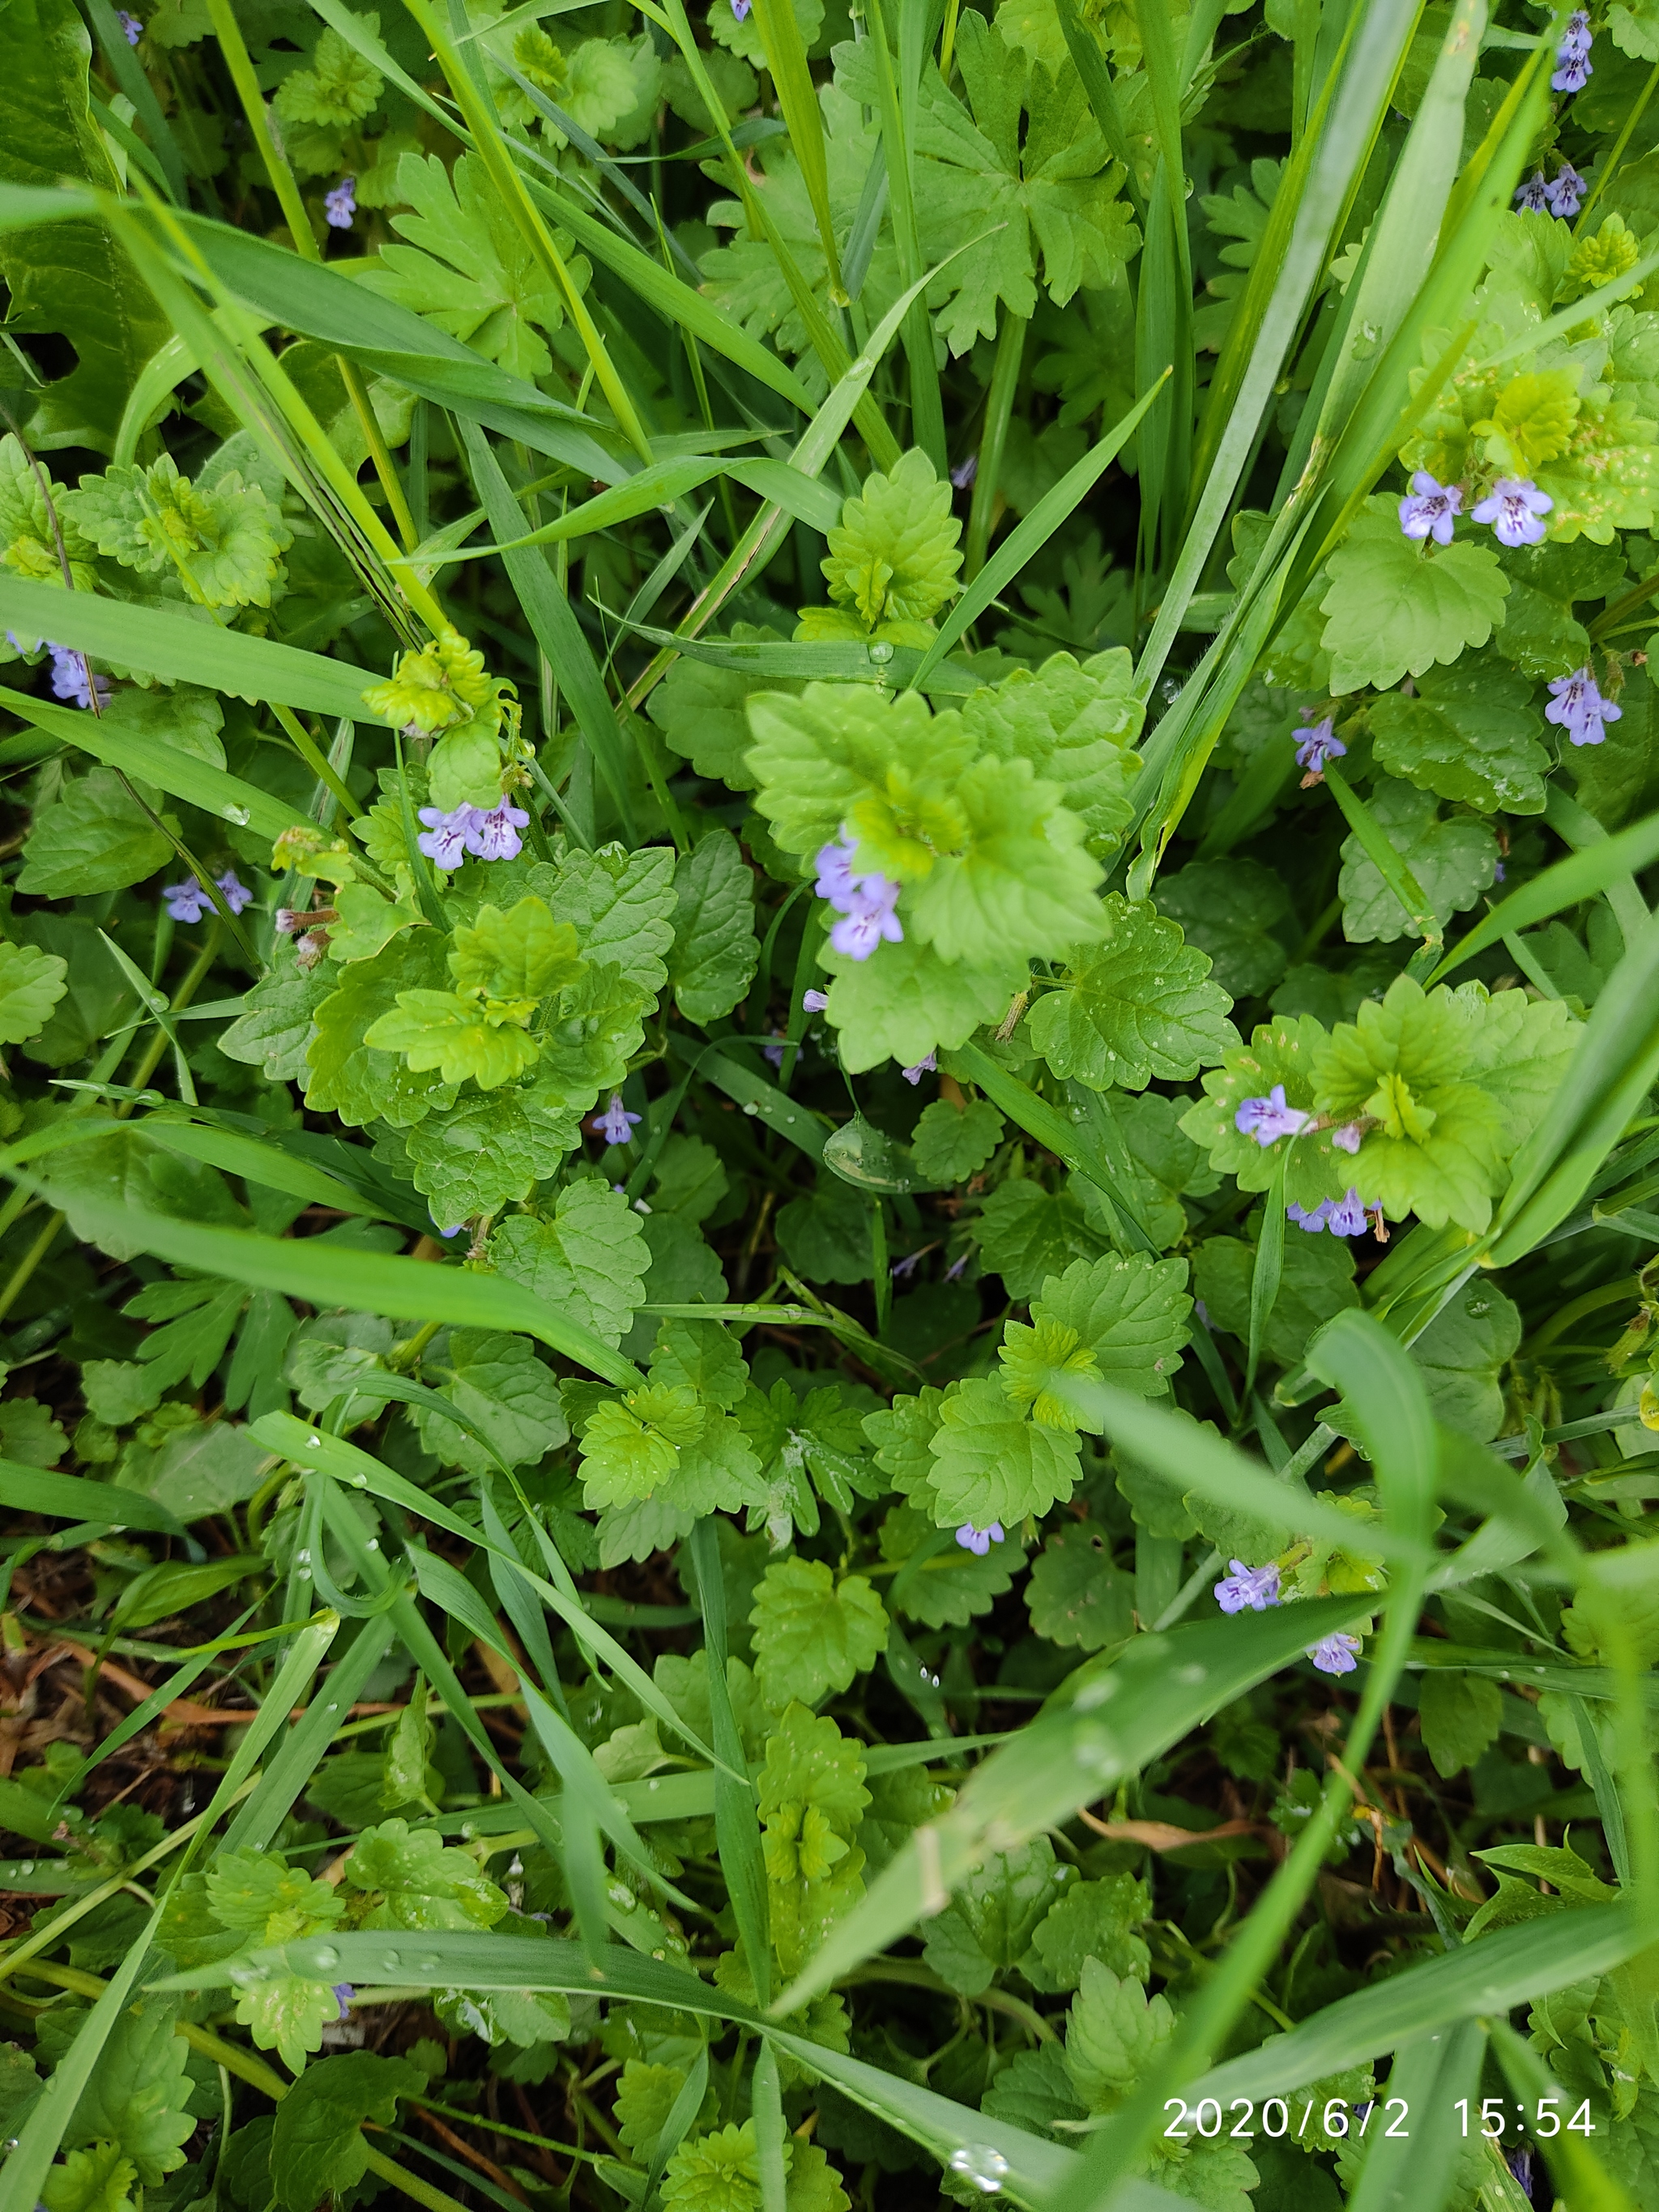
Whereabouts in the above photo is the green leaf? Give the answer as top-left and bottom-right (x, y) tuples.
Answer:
(1367, 653), (1551, 816)
(547, 843), (678, 996)
(415, 1328), (569, 1475)
(65, 456), (292, 607)
(1193, 1227), (1358, 1368)
(921, 1837), (1068, 1997)
(1320, 502), (1511, 694)
(1337, 778), (1499, 944)
(343, 1818), (510, 1930)
(1027, 897), (1236, 1090)
(15, 769), (177, 899)
(1064, 1958), (1175, 2112)
(363, 987), (542, 1090)
(362, 151), (582, 381)
(975, 1179), (1106, 1299)
(820, 933), (1026, 1076)
(1026, 1250), (1193, 1400)
(775, 1174), (870, 1286)
(0, 0), (169, 453)
(670, 829), (759, 1024)
(1406, 1278), (1522, 1441)
(305, 930), (460, 1130)
(41, 2144), (135, 2212)
(646, 625), (793, 789)
(1152, 859), (1290, 1000)
(269, 2050), (426, 2212)
(1417, 1670), (1503, 1778)
(812, 449), (962, 633)
(910, 1097), (1004, 1184)
(1025, 1874), (1150, 1993)
(748, 1557), (889, 1708)
(0, 939), (67, 1045)
(64, 1997), (193, 2187)
(394, 1085), (579, 1227)
(926, 1375), (1081, 1527)
(877, 1504), (1018, 1629)
(1026, 1521), (1134, 1650)
(489, 1178), (649, 1349)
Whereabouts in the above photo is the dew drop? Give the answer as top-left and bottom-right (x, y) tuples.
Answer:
(377, 1950), (404, 1975)
(948, 2146), (1009, 2195)
(223, 803), (252, 826)
(308, 1434), (322, 1448)
(311, 1944), (341, 1972)
(15, 1862), (32, 1877)
(608, 1882), (638, 1911)
(1176, 1663), (1207, 1686)
(416, 1954), (441, 1973)
(743, 1101), (760, 1115)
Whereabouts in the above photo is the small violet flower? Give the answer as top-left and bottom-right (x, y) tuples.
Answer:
(944, 1251), (970, 1282)
(469, 799), (530, 861)
(891, 1250), (923, 1281)
(731, 0), (751, 16)
(1547, 162), (1586, 219)
(332, 1984), (355, 2020)
(815, 833), (904, 961)
(1473, 476), (1553, 548)
(1327, 1187), (1371, 1237)
(1397, 471), (1463, 547)
(1546, 665), (1622, 747)
(1514, 170), (1551, 213)
(417, 803), (478, 869)
(803, 988), (830, 1013)
(1287, 1199), (1333, 1232)
(163, 870), (251, 923)
(949, 454), (978, 491)
(955, 1520), (1004, 1555)
(324, 176), (357, 230)
(591, 1093), (642, 1147)
(1293, 716), (1346, 774)
(1553, 8), (1592, 92)
(47, 643), (109, 711)
(1332, 1121), (1365, 1155)
(763, 1033), (786, 1069)
(1235, 1084), (1309, 1146)
(1214, 1559), (1281, 1614)
(162, 878), (211, 924)
(1308, 1630), (1363, 1676)
(119, 8), (142, 39)
(902, 1053), (937, 1085)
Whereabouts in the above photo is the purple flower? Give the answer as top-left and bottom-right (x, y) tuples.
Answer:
(1214, 1560), (1281, 1613)
(1494, 860), (1507, 882)
(1547, 163), (1585, 218)
(1326, 1188), (1371, 1237)
(468, 799), (530, 861)
(1546, 665), (1622, 747)
(902, 1053), (936, 1085)
(1554, 9), (1592, 90)
(1473, 477), (1553, 547)
(731, 0), (751, 15)
(324, 176), (356, 230)
(955, 1521), (1004, 1555)
(949, 455), (978, 491)
(814, 838), (859, 906)
(1293, 717), (1346, 774)
(118, 8), (142, 39)
(944, 1251), (969, 1281)
(803, 988), (830, 1013)
(830, 879), (903, 960)
(1287, 1200), (1333, 1232)
(417, 803), (478, 869)
(162, 878), (211, 923)
(275, 907), (303, 936)
(591, 1093), (642, 1146)
(1506, 2147), (1535, 2202)
(434, 1220), (464, 1238)
(1308, 1631), (1362, 1676)
(1235, 1084), (1310, 1145)
(891, 1251), (923, 1281)
(333, 1984), (355, 2019)
(1514, 171), (1551, 213)
(1332, 1121), (1364, 1155)
(47, 643), (109, 711)
(1397, 471), (1463, 547)
(763, 1034), (785, 1069)
(215, 869), (253, 915)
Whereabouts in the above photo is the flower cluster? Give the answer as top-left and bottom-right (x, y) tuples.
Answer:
(37, 642), (110, 712)
(814, 835), (903, 960)
(1553, 8), (1593, 93)
(1235, 1085), (1308, 1144)
(1545, 666), (1622, 747)
(901, 1052), (937, 1085)
(1514, 163), (1585, 218)
(1286, 1189), (1370, 1237)
(324, 176), (356, 230)
(1399, 473), (1553, 549)
(164, 870), (254, 923)
(416, 799), (530, 867)
(1213, 1561), (1364, 1674)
